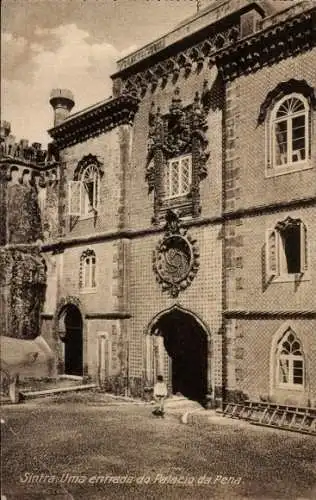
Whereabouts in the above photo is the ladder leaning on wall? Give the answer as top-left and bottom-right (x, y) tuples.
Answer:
(222, 401), (316, 436)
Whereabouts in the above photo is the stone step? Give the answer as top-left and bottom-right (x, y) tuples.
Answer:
(165, 397), (202, 409)
(20, 384), (97, 399)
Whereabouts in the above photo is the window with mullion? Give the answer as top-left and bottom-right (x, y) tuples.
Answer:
(166, 155), (192, 199)
(272, 95), (308, 169)
(81, 165), (99, 216)
(279, 355), (304, 386)
(277, 329), (304, 389)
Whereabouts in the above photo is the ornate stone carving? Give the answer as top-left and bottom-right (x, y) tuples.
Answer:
(153, 210), (200, 297)
(56, 295), (81, 312)
(0, 247), (47, 339)
(121, 24), (240, 95)
(146, 86), (210, 223)
(275, 216), (301, 231)
(54, 296), (82, 329)
(216, 9), (315, 82)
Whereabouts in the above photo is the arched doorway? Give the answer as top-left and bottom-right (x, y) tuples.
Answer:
(62, 305), (83, 376)
(148, 307), (208, 404)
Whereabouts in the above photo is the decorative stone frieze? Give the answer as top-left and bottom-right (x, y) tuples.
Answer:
(48, 94), (139, 149)
(215, 8), (316, 82)
(121, 25), (240, 97)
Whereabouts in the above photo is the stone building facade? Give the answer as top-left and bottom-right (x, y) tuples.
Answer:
(2, 0), (315, 407)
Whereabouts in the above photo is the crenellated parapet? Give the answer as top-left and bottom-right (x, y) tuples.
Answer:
(0, 126), (51, 338)
(3, 163), (60, 187)
(0, 124), (60, 167)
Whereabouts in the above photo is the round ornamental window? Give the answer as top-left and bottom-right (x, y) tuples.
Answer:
(156, 235), (193, 285)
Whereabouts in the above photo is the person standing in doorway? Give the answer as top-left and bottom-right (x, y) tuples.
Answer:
(153, 375), (168, 416)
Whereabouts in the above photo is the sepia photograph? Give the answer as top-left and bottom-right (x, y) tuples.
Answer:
(1, 0), (316, 498)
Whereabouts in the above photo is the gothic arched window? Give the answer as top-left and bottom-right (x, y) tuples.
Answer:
(276, 328), (304, 389)
(69, 163), (100, 217)
(80, 249), (96, 291)
(81, 164), (99, 216)
(266, 216), (307, 280)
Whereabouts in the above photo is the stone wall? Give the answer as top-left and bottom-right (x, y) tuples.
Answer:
(0, 167), (47, 339)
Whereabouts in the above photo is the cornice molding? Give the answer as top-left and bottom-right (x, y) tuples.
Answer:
(215, 7), (316, 82)
(85, 312), (131, 319)
(40, 196), (316, 252)
(0, 156), (59, 173)
(224, 310), (316, 319)
(116, 5), (315, 96)
(48, 94), (139, 149)
(120, 23), (240, 98)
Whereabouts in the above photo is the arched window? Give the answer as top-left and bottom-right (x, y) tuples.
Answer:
(81, 164), (99, 216)
(69, 164), (100, 217)
(80, 249), (96, 291)
(276, 328), (304, 389)
(270, 93), (309, 170)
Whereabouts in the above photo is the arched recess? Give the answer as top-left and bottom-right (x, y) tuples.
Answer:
(73, 154), (104, 181)
(147, 304), (211, 338)
(257, 78), (316, 125)
(145, 304), (211, 404)
(54, 296), (85, 376)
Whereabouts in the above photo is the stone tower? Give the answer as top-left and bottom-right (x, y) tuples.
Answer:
(49, 89), (75, 127)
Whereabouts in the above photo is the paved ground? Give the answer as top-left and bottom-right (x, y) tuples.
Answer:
(1, 393), (316, 500)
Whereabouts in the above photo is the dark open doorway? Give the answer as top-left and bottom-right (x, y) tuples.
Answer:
(63, 305), (83, 376)
(156, 309), (208, 404)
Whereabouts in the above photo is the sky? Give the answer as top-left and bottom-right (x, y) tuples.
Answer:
(1, 0), (202, 147)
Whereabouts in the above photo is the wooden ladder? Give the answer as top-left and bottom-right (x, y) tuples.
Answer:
(223, 401), (316, 436)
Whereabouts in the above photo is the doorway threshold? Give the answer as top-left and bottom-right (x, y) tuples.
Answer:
(59, 374), (84, 381)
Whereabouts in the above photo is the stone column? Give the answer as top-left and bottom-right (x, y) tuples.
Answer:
(153, 334), (165, 378)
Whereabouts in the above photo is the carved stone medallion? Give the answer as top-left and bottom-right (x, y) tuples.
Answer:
(153, 210), (199, 297)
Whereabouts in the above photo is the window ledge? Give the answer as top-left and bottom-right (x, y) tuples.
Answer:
(79, 213), (96, 221)
(272, 273), (310, 283)
(265, 161), (312, 178)
(79, 288), (97, 294)
(277, 384), (304, 392)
